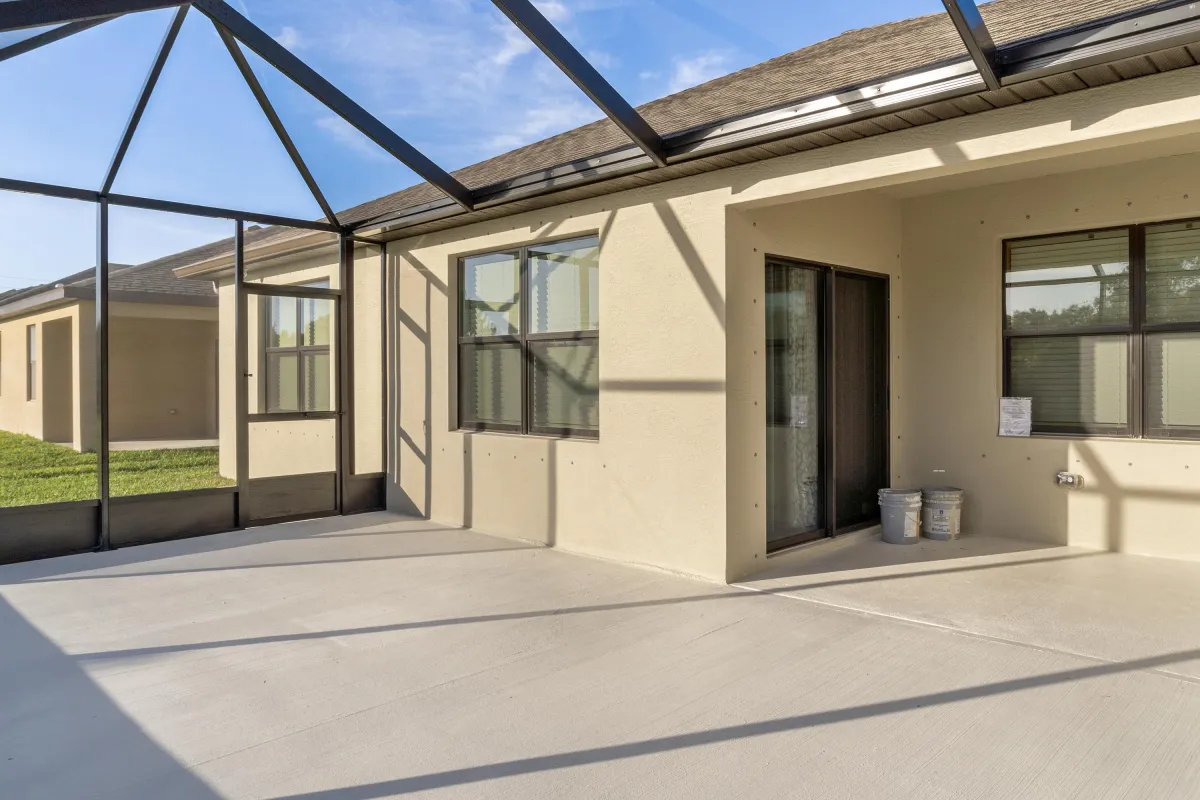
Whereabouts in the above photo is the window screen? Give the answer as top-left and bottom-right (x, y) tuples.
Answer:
(458, 236), (599, 438)
(1005, 230), (1129, 332)
(1005, 220), (1200, 439)
(1145, 221), (1200, 325)
(261, 293), (333, 414)
(1005, 230), (1131, 434)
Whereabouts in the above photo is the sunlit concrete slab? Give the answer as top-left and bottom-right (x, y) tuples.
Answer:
(2, 514), (1200, 799)
(741, 532), (1200, 681)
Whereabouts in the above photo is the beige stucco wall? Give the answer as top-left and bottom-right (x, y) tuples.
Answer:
(1, 300), (218, 453)
(0, 304), (91, 450)
(900, 152), (1200, 562)
(392, 189), (731, 580)
(41, 317), (74, 444)
(387, 65), (1200, 581)
(108, 311), (218, 442)
(353, 249), (385, 475)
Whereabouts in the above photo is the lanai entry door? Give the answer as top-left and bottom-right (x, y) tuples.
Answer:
(244, 285), (341, 523)
(765, 259), (889, 551)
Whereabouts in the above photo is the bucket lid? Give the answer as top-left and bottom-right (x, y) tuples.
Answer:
(922, 486), (964, 499)
(878, 488), (922, 503)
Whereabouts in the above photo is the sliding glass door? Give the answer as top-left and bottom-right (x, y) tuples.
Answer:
(765, 259), (889, 551)
(765, 262), (825, 549)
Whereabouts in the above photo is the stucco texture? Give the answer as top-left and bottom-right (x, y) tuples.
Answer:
(390, 66), (1200, 582)
(900, 153), (1200, 561)
(392, 190), (731, 581)
(0, 305), (92, 452)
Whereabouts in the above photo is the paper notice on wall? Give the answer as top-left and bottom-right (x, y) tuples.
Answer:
(999, 397), (1033, 437)
(791, 395), (809, 428)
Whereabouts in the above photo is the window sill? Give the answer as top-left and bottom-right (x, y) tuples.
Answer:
(457, 428), (599, 443)
(1002, 432), (1200, 444)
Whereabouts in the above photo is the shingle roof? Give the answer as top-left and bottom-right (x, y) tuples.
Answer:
(105, 224), (282, 277)
(335, 0), (1164, 227)
(77, 260), (218, 299)
(0, 265), (129, 310)
(0, 228), (255, 313)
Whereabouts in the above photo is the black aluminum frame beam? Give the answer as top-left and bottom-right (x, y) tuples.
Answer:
(0, 0), (183, 32)
(102, 4), (187, 193)
(214, 22), (338, 225)
(95, 198), (111, 550)
(0, 18), (109, 63)
(192, 0), (474, 211)
(107, 191), (340, 231)
(6, 0), (468, 222)
(0, 176), (99, 203)
(233, 220), (250, 528)
(0, 176), (338, 231)
(941, 0), (1001, 91)
(490, 0), (667, 167)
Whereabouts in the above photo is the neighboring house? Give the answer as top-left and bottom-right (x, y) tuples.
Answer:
(0, 256), (219, 452)
(6, 0), (1200, 575)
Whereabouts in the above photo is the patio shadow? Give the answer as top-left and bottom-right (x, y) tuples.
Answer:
(263, 645), (1200, 799)
(0, 596), (220, 798)
(0, 512), (429, 585)
(71, 546), (1104, 662)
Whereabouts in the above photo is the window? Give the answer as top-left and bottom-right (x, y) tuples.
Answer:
(260, 282), (332, 413)
(26, 324), (36, 401)
(458, 236), (599, 438)
(1004, 220), (1200, 439)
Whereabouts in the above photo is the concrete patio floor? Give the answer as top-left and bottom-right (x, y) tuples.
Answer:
(2, 514), (1199, 799)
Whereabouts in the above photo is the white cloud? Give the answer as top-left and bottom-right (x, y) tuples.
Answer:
(314, 116), (393, 162)
(534, 0), (570, 23)
(485, 99), (599, 152)
(491, 25), (535, 67)
(274, 0), (605, 167)
(274, 26), (302, 50)
(586, 49), (615, 69)
(668, 51), (732, 93)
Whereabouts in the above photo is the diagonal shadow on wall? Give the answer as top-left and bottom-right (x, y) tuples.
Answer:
(652, 200), (726, 330)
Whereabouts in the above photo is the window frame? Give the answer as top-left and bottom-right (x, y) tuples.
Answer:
(258, 281), (334, 415)
(1002, 218), (1200, 440)
(457, 236), (600, 439)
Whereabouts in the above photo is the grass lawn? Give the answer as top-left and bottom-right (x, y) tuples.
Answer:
(0, 431), (232, 508)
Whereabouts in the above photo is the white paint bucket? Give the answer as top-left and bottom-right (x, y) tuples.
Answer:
(878, 489), (922, 545)
(921, 487), (964, 541)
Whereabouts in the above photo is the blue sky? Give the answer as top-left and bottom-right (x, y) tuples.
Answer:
(0, 0), (945, 288)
